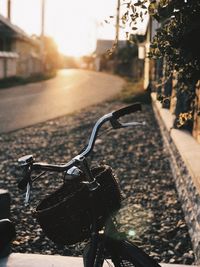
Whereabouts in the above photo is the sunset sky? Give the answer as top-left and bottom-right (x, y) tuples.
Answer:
(0, 0), (148, 57)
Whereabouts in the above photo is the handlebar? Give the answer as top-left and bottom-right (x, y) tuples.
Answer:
(17, 103), (144, 197)
(112, 102), (141, 120)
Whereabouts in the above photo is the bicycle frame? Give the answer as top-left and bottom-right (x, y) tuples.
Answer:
(17, 103), (144, 265)
(83, 195), (119, 267)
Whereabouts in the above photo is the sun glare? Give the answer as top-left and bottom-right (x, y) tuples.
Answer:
(45, 0), (97, 57)
(1, 0), (148, 57)
(57, 37), (94, 58)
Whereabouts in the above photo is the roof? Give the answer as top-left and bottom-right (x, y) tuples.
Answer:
(0, 14), (36, 44)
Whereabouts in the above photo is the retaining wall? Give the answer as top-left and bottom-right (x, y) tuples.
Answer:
(151, 93), (200, 264)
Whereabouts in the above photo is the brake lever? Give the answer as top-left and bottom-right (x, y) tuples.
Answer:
(120, 121), (146, 127)
(18, 155), (34, 205)
(110, 118), (146, 129)
(110, 118), (122, 129)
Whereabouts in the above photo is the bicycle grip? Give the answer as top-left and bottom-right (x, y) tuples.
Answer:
(112, 103), (142, 120)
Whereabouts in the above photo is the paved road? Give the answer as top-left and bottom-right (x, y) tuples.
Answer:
(0, 69), (125, 133)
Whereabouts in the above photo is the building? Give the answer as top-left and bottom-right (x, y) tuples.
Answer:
(94, 39), (127, 72)
(0, 14), (42, 80)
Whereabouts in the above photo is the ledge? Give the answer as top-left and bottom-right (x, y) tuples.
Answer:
(151, 93), (200, 193)
(0, 253), (197, 267)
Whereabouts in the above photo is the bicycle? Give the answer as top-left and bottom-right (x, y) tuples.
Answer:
(17, 103), (161, 267)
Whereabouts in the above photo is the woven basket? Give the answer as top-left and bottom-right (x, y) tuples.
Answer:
(34, 165), (121, 245)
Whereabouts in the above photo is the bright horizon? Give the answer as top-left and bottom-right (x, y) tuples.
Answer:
(0, 0), (148, 57)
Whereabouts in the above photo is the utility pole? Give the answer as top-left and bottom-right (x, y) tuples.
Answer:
(41, 0), (45, 38)
(7, 0), (11, 20)
(115, 0), (120, 48)
(114, 0), (120, 73)
(40, 0), (45, 72)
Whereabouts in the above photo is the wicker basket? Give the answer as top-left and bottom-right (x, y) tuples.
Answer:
(34, 165), (121, 245)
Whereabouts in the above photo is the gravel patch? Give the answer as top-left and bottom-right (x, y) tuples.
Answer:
(0, 100), (195, 264)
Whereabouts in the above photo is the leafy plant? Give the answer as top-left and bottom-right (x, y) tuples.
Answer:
(148, 0), (200, 129)
(122, 0), (200, 130)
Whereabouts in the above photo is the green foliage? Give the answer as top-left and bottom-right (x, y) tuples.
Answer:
(33, 35), (61, 70)
(0, 72), (56, 89)
(118, 79), (151, 104)
(120, 0), (148, 42)
(123, 0), (200, 130)
(43, 36), (61, 70)
(114, 43), (138, 77)
(148, 0), (200, 129)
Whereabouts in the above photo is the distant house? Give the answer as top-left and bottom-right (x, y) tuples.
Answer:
(94, 38), (144, 79)
(0, 14), (42, 80)
(95, 39), (127, 56)
(94, 39), (127, 72)
(134, 17), (160, 89)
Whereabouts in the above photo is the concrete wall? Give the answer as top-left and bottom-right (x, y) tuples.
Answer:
(152, 93), (200, 264)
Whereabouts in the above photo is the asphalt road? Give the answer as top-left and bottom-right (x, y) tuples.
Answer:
(0, 69), (125, 133)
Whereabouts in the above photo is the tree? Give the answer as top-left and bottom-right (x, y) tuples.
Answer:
(43, 36), (61, 71)
(115, 42), (138, 76)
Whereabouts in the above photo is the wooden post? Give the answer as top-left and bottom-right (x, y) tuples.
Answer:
(193, 81), (200, 143)
(115, 0), (120, 49)
(0, 189), (10, 220)
(7, 0), (11, 21)
(169, 71), (178, 115)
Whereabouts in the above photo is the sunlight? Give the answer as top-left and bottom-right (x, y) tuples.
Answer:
(57, 40), (92, 58)
(51, 25), (95, 57)
(44, 0), (148, 56)
(0, 0), (148, 57)
(45, 0), (98, 57)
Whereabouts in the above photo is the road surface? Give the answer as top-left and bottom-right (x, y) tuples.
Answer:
(0, 69), (125, 133)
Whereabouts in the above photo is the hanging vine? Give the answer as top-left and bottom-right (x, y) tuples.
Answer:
(121, 0), (200, 130)
(148, 0), (200, 130)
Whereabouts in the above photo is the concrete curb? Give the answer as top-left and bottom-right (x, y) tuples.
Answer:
(0, 253), (197, 267)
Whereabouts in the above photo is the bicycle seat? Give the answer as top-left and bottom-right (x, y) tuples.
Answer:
(0, 219), (16, 251)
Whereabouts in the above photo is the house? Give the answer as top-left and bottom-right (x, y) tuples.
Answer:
(0, 14), (42, 80)
(94, 39), (127, 72)
(94, 38), (144, 79)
